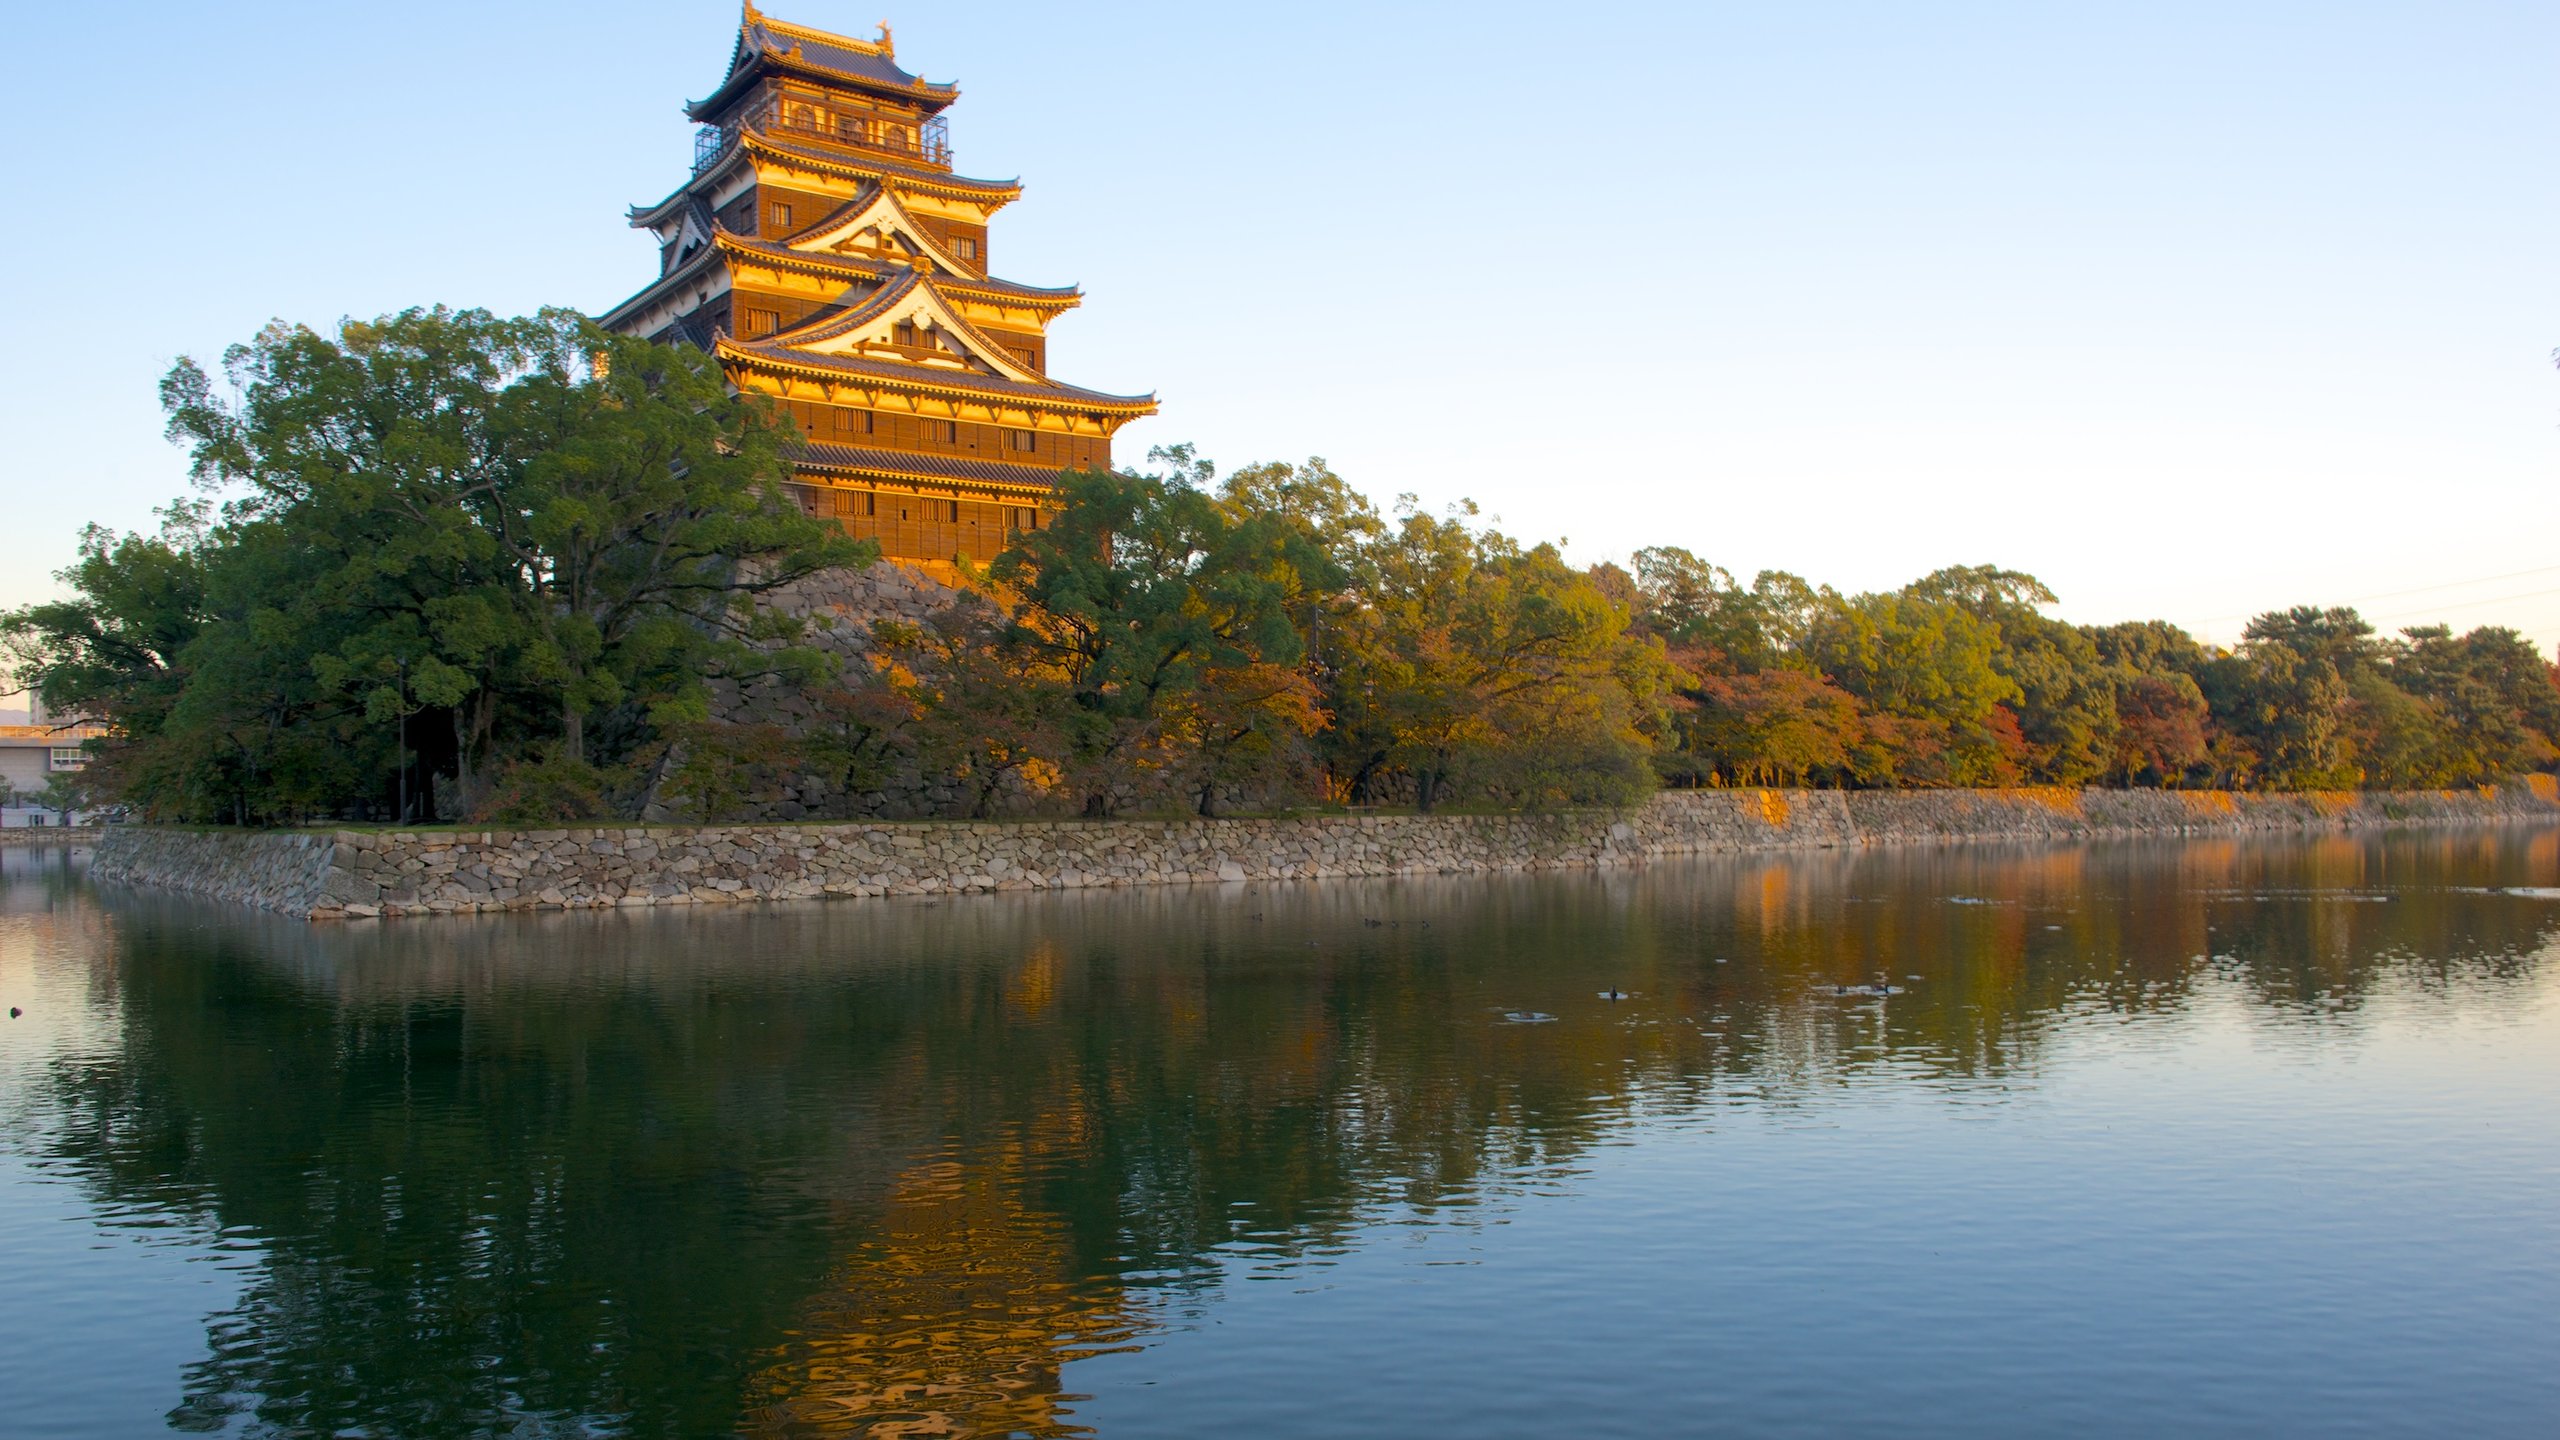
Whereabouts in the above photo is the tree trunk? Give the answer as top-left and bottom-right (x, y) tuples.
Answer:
(562, 697), (585, 766)
(1415, 766), (1439, 814)
(453, 688), (495, 795)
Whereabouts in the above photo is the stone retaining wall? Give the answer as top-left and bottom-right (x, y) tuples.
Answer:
(87, 780), (2560, 921)
(0, 827), (103, 848)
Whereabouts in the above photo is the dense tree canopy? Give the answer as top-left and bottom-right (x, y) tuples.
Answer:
(9, 305), (2559, 826)
(4, 308), (865, 824)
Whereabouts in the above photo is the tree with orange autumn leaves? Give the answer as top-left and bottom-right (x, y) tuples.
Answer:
(819, 456), (2560, 816)
(1626, 548), (2559, 794)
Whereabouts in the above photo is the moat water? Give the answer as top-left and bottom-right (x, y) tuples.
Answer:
(1, 830), (2555, 1438)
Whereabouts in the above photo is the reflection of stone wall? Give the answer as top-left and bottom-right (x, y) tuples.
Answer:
(90, 782), (2560, 921)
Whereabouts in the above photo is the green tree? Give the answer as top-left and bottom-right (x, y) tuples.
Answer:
(491, 333), (870, 768)
(1906, 566), (2117, 784)
(1631, 549), (1822, 673)
(987, 448), (1327, 816)
(8, 308), (865, 824)
(2389, 625), (2560, 779)
(2198, 635), (2358, 790)
(1800, 590), (2021, 785)
(1341, 506), (1671, 810)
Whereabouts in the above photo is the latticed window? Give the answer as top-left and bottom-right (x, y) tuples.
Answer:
(49, 747), (86, 771)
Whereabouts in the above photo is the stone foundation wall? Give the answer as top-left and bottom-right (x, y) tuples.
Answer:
(86, 828), (346, 913)
(88, 779), (2560, 922)
(85, 778), (2560, 912)
(0, 827), (104, 848)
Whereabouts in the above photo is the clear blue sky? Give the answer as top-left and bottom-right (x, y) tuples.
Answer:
(4, 0), (2554, 656)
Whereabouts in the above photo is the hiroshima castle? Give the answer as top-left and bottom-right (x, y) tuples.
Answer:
(603, 6), (1156, 565)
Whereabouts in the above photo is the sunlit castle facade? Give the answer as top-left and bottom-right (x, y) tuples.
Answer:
(603, 6), (1156, 567)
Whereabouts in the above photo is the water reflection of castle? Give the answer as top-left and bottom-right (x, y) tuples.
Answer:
(740, 1146), (1143, 1437)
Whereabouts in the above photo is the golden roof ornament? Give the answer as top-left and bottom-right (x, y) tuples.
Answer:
(877, 21), (895, 57)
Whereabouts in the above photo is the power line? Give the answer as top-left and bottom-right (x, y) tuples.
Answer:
(2182, 564), (2560, 629)
(2332, 563), (2560, 606)
(2362, 586), (2560, 625)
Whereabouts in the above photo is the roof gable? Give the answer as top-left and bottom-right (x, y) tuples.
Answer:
(787, 186), (982, 280)
(769, 269), (1050, 387)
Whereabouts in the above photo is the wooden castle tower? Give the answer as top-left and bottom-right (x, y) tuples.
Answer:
(604, 6), (1156, 566)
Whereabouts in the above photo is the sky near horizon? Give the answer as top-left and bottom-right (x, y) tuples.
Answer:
(2, 0), (2553, 674)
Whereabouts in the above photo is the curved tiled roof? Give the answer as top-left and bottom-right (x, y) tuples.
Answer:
(597, 238), (729, 332)
(741, 131), (1021, 204)
(625, 130), (1018, 231)
(721, 336), (1158, 414)
(791, 442), (1080, 490)
(690, 12), (958, 121)
(717, 226), (1082, 306)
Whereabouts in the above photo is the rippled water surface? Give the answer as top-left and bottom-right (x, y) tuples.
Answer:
(2, 830), (2556, 1437)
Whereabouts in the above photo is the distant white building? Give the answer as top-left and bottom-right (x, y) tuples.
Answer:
(0, 699), (110, 827)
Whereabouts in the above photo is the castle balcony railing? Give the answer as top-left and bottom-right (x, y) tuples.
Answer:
(695, 103), (951, 175)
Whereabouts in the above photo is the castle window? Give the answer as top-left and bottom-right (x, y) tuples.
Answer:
(1008, 428), (1037, 453)
(954, 237), (978, 261)
(833, 408), (873, 435)
(931, 419), (957, 444)
(743, 308), (781, 338)
(1012, 507), (1037, 531)
(770, 201), (793, 230)
(948, 500), (963, 522)
(894, 321), (917, 347)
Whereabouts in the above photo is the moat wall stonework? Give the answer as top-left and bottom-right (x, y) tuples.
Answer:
(87, 780), (2560, 921)
(0, 827), (104, 849)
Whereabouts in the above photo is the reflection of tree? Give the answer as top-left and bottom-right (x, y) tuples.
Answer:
(21, 829), (2556, 1436)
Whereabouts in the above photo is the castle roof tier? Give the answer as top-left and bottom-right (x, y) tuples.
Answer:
(688, 5), (960, 122)
(602, 7), (1156, 571)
